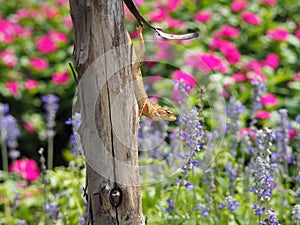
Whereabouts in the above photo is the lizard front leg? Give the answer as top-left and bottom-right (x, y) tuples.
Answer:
(128, 27), (176, 121)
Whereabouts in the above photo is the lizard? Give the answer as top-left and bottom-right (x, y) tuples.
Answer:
(127, 26), (177, 121)
(123, 0), (199, 40)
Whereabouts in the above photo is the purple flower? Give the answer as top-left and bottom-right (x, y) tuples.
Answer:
(194, 204), (209, 218)
(219, 196), (241, 211)
(166, 199), (175, 213)
(296, 115), (300, 124)
(260, 209), (281, 225)
(41, 94), (59, 137)
(17, 220), (26, 225)
(44, 202), (60, 220)
(1, 114), (20, 154)
(292, 204), (300, 222)
(253, 204), (265, 215)
(185, 182), (194, 190)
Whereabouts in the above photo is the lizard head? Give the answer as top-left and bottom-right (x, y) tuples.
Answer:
(153, 107), (177, 122)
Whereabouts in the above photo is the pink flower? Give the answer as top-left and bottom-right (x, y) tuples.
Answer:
(154, 39), (174, 60)
(148, 4), (168, 22)
(289, 128), (297, 140)
(241, 11), (260, 25)
(213, 40), (240, 64)
(5, 82), (19, 96)
(49, 30), (68, 43)
(294, 73), (300, 80)
(231, 1), (248, 12)
(172, 70), (197, 103)
(232, 73), (247, 82)
(36, 35), (58, 54)
(263, 53), (279, 69)
(0, 50), (18, 67)
(148, 75), (162, 84)
(52, 71), (70, 84)
(16, 9), (41, 18)
(186, 53), (228, 74)
(63, 17), (73, 29)
(25, 79), (38, 90)
(243, 60), (262, 73)
(194, 11), (211, 23)
(0, 18), (31, 43)
(9, 159), (40, 181)
(172, 70), (197, 89)
(165, 17), (185, 29)
(134, 0), (145, 5)
(168, 0), (182, 12)
(30, 58), (48, 71)
(295, 30), (300, 40)
(266, 28), (289, 41)
(246, 71), (267, 82)
(24, 122), (35, 133)
(255, 110), (271, 119)
(260, 93), (277, 106)
(218, 25), (240, 38)
(260, 0), (276, 6)
(239, 127), (256, 137)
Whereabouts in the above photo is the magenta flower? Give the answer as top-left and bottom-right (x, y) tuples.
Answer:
(263, 53), (280, 69)
(148, 75), (162, 84)
(241, 11), (260, 25)
(36, 35), (58, 54)
(30, 58), (48, 71)
(168, 0), (182, 12)
(5, 82), (19, 96)
(231, 0), (248, 12)
(186, 53), (228, 74)
(266, 28), (289, 41)
(295, 73), (300, 80)
(63, 17), (73, 29)
(247, 71), (267, 82)
(42, 4), (59, 19)
(0, 18), (31, 43)
(165, 17), (185, 29)
(216, 40), (240, 64)
(52, 71), (70, 84)
(49, 30), (68, 43)
(295, 30), (300, 40)
(24, 79), (39, 90)
(194, 11), (211, 23)
(255, 110), (271, 119)
(24, 122), (35, 133)
(9, 159), (40, 181)
(148, 4), (168, 22)
(261, 93), (278, 106)
(218, 25), (240, 38)
(243, 60), (262, 73)
(232, 73), (247, 82)
(260, 0), (277, 6)
(239, 128), (256, 137)
(0, 50), (18, 67)
(172, 70), (197, 89)
(16, 9), (41, 18)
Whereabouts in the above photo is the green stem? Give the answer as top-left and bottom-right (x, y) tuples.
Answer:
(1, 138), (8, 172)
(47, 136), (53, 170)
(171, 179), (183, 225)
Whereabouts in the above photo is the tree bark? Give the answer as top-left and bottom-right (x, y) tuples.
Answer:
(69, 0), (144, 224)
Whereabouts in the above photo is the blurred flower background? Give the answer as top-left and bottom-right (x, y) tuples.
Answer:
(0, 0), (300, 224)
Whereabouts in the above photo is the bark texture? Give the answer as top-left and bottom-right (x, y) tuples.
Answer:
(69, 0), (144, 224)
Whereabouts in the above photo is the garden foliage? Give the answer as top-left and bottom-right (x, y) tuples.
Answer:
(0, 0), (300, 224)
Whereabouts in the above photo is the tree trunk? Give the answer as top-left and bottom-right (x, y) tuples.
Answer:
(69, 0), (144, 224)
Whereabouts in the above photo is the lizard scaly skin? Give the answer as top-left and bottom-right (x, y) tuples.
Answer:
(127, 26), (176, 121)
